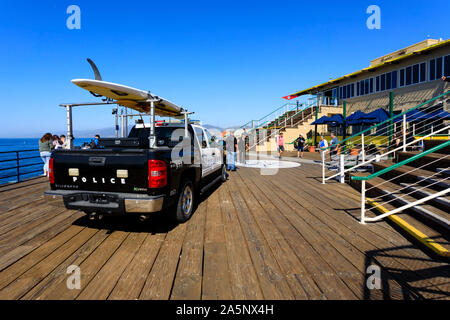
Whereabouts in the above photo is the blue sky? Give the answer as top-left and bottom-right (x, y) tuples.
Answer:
(0, 0), (448, 137)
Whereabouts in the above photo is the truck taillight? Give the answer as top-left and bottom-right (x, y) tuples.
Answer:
(49, 158), (55, 184)
(148, 160), (167, 188)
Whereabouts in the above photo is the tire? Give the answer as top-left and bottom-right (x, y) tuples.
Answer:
(220, 164), (228, 182)
(173, 179), (195, 223)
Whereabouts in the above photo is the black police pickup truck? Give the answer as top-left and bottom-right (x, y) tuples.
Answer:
(44, 121), (226, 222)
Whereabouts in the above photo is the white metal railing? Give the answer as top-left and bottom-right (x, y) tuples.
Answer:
(321, 101), (450, 184)
(322, 124), (450, 184)
(353, 140), (450, 224)
(247, 103), (319, 151)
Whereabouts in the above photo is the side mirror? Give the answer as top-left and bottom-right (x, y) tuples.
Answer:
(211, 136), (216, 142)
(202, 141), (207, 149)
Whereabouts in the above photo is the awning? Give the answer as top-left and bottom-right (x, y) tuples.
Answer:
(360, 108), (390, 124)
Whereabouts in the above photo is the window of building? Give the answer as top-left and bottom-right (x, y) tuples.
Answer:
(376, 76), (380, 92)
(436, 57), (443, 79)
(406, 66), (412, 86)
(381, 74), (386, 91)
(429, 59), (436, 80)
(386, 72), (391, 90)
(412, 64), (419, 84)
(445, 55), (450, 77)
(420, 63), (426, 82)
(400, 69), (405, 87)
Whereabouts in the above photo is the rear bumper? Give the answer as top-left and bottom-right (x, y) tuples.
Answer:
(44, 190), (164, 214)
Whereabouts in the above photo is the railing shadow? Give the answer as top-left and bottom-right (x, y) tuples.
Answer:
(363, 244), (450, 300)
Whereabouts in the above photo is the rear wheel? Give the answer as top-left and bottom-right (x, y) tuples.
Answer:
(173, 179), (195, 223)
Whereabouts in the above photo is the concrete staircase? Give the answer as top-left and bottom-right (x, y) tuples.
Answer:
(255, 105), (342, 152)
(349, 139), (450, 258)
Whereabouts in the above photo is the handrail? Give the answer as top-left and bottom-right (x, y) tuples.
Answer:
(324, 124), (450, 182)
(321, 90), (450, 151)
(0, 149), (43, 184)
(351, 140), (450, 181)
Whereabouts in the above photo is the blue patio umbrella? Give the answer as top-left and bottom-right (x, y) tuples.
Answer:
(393, 109), (429, 123)
(359, 108), (390, 124)
(326, 114), (344, 126)
(311, 115), (331, 125)
(425, 109), (450, 120)
(346, 110), (369, 125)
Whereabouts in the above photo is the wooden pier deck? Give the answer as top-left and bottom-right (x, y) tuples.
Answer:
(0, 162), (448, 300)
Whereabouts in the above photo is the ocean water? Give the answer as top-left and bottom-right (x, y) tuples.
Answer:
(0, 138), (92, 185)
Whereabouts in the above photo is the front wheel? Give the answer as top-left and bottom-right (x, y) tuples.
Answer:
(173, 179), (195, 223)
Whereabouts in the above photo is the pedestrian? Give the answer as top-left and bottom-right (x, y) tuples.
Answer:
(52, 135), (63, 149)
(294, 134), (306, 158)
(244, 129), (250, 152)
(225, 131), (238, 171)
(39, 133), (53, 177)
(277, 132), (285, 158)
(319, 135), (328, 163)
(329, 133), (340, 161)
(60, 135), (69, 149)
(238, 134), (245, 164)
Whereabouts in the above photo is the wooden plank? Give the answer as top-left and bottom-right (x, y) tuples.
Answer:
(0, 225), (84, 288)
(236, 168), (357, 299)
(0, 227), (98, 299)
(139, 223), (187, 300)
(0, 209), (77, 256)
(0, 211), (84, 271)
(202, 188), (233, 300)
(108, 233), (166, 300)
(225, 180), (295, 299)
(21, 229), (110, 300)
(171, 202), (206, 300)
(38, 230), (129, 300)
(275, 166), (449, 298)
(217, 182), (264, 300)
(77, 232), (147, 300)
(232, 172), (324, 299)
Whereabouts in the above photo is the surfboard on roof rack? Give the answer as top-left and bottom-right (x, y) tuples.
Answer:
(71, 79), (185, 118)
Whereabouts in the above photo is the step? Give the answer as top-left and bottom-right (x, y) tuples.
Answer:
(372, 161), (437, 184)
(349, 173), (450, 256)
(436, 168), (450, 175)
(396, 151), (450, 170)
(350, 173), (450, 229)
(423, 139), (450, 154)
(400, 183), (450, 212)
(416, 176), (450, 190)
(365, 199), (450, 257)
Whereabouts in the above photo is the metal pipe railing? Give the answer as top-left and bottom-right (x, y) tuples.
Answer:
(0, 149), (43, 185)
(351, 140), (450, 224)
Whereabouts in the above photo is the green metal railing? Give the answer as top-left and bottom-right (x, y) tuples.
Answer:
(320, 90), (450, 151)
(351, 140), (450, 181)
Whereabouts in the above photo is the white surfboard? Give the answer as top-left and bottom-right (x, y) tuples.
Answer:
(71, 79), (185, 118)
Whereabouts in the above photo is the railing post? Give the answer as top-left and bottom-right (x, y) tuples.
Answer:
(361, 133), (365, 163)
(322, 152), (325, 184)
(339, 154), (345, 183)
(402, 113), (406, 152)
(16, 151), (20, 183)
(361, 180), (366, 224)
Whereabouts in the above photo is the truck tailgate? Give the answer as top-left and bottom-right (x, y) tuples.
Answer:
(52, 149), (148, 193)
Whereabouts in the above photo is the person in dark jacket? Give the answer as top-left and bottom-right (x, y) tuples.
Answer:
(39, 133), (53, 177)
(294, 134), (306, 158)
